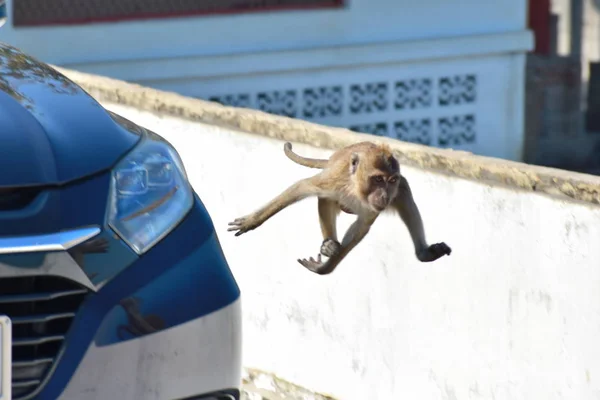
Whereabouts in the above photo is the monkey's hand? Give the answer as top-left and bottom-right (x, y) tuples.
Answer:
(417, 242), (451, 262)
(320, 238), (341, 258)
(227, 215), (259, 237)
(297, 254), (326, 273)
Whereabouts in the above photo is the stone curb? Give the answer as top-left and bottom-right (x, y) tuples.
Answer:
(242, 368), (337, 400)
(54, 66), (600, 206)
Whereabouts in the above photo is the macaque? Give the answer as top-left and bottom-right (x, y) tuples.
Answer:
(228, 142), (451, 274)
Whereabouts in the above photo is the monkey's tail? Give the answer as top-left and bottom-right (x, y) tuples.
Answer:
(283, 142), (328, 169)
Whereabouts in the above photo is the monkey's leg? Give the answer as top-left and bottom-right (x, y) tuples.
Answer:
(318, 198), (341, 258)
(299, 215), (374, 275)
(228, 177), (323, 236)
(392, 176), (451, 262)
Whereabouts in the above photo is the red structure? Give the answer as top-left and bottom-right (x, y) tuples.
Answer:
(528, 0), (551, 55)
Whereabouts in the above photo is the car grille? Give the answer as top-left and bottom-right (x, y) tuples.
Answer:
(0, 275), (90, 399)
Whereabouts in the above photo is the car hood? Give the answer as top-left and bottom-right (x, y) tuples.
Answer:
(0, 43), (141, 188)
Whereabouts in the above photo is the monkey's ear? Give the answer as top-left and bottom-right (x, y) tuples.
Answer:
(388, 155), (399, 172)
(350, 153), (359, 174)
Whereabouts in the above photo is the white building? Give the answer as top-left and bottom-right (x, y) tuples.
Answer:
(0, 0), (533, 161)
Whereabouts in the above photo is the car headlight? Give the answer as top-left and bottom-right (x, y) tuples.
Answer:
(108, 133), (194, 255)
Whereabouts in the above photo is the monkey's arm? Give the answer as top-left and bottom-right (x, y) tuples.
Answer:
(228, 177), (324, 236)
(298, 215), (373, 275)
(392, 176), (451, 262)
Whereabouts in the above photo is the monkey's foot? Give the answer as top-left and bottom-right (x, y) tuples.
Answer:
(227, 216), (258, 237)
(320, 238), (341, 258)
(297, 254), (326, 273)
(417, 242), (452, 262)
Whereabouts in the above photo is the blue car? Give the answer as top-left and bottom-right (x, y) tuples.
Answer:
(0, 43), (242, 400)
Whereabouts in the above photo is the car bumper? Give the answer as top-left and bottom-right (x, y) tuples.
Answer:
(58, 297), (242, 400)
(10, 195), (244, 400)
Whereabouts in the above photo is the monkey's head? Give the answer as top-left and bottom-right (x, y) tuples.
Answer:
(350, 145), (401, 212)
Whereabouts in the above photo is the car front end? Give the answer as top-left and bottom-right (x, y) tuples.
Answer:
(0, 43), (242, 400)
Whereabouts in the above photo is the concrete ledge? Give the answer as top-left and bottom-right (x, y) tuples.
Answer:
(55, 66), (600, 206)
(242, 368), (336, 400)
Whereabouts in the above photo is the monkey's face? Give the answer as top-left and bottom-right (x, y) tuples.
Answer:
(366, 173), (400, 212)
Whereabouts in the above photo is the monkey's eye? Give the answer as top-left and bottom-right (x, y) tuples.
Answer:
(389, 177), (398, 184)
(374, 176), (384, 183)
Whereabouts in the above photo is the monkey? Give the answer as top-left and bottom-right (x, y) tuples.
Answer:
(227, 141), (451, 275)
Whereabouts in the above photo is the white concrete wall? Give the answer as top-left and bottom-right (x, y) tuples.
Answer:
(104, 102), (600, 400)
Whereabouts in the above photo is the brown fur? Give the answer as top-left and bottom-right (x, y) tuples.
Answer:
(228, 141), (451, 275)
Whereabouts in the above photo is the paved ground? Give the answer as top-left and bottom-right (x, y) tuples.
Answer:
(241, 368), (337, 400)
